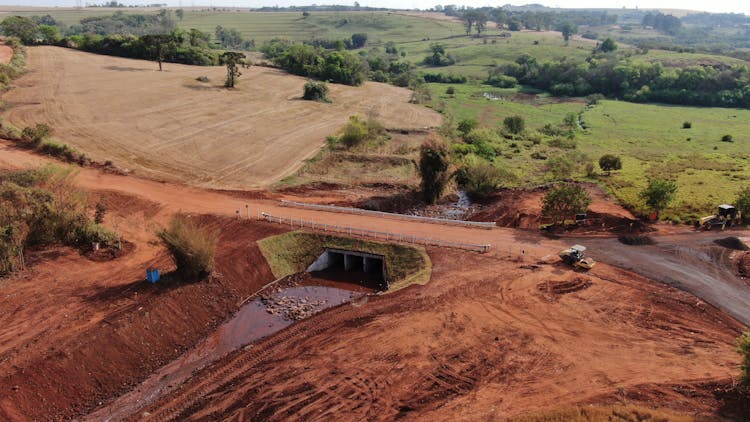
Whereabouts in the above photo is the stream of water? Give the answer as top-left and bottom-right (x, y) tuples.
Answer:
(89, 285), (365, 421)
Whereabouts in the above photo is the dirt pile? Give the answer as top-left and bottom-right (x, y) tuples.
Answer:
(470, 184), (647, 234)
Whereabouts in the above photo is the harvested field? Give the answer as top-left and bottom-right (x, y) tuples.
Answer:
(1, 46), (441, 189)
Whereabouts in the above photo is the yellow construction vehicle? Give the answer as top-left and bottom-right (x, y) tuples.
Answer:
(699, 204), (742, 230)
(558, 244), (596, 270)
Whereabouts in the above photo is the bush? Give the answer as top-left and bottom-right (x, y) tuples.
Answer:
(456, 155), (514, 199)
(586, 94), (605, 105)
(546, 156), (575, 180)
(21, 123), (52, 145)
(158, 216), (219, 281)
(683, 121), (692, 129)
(0, 166), (118, 275)
(548, 137), (577, 149)
(302, 80), (329, 102)
(456, 118), (479, 136)
(740, 333), (750, 386)
(542, 183), (591, 225)
(736, 186), (750, 223)
(446, 86), (455, 95)
(486, 74), (517, 88)
(722, 134), (733, 142)
(339, 115), (369, 148)
(503, 115), (525, 134)
(38, 140), (89, 165)
(422, 72), (466, 83)
(598, 154), (622, 175)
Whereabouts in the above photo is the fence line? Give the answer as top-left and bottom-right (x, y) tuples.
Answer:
(279, 200), (496, 229)
(260, 212), (491, 253)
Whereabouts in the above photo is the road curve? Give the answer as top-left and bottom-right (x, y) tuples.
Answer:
(577, 232), (750, 325)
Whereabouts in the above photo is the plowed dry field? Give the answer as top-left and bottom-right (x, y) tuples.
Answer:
(1, 46), (441, 188)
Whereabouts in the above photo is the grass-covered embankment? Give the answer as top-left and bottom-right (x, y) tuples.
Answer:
(258, 231), (431, 292)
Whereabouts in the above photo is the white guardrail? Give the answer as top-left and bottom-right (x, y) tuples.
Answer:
(261, 212), (492, 254)
(279, 200), (496, 229)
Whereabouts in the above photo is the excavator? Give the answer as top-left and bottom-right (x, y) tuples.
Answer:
(558, 244), (596, 270)
(699, 204), (742, 230)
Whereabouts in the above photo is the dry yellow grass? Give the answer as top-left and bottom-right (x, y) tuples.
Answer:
(2, 46), (441, 189)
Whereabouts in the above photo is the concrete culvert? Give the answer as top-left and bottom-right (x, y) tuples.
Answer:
(307, 248), (388, 291)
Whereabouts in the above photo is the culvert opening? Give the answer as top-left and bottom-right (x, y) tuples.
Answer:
(307, 248), (388, 291)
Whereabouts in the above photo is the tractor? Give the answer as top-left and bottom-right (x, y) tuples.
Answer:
(558, 244), (596, 270)
(699, 204), (742, 230)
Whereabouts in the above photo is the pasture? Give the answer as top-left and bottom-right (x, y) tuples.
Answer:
(2, 7), (746, 79)
(428, 81), (750, 220)
(2, 46), (440, 189)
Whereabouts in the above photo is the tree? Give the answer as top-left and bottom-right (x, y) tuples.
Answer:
(350, 33), (368, 49)
(188, 28), (209, 47)
(221, 51), (246, 88)
(175, 8), (185, 21)
(735, 187), (750, 223)
(739, 333), (750, 386)
(141, 33), (176, 71)
(474, 11), (488, 35)
(419, 135), (451, 204)
(560, 21), (576, 43)
(542, 183), (591, 225)
(599, 37), (617, 52)
(640, 179), (677, 218)
(302, 80), (329, 102)
(503, 115), (525, 134)
(598, 154), (622, 175)
(37, 24), (60, 44)
(0, 16), (39, 44)
(462, 11), (475, 36)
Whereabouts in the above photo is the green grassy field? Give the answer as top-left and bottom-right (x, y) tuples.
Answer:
(427, 81), (750, 221)
(5, 7), (746, 79)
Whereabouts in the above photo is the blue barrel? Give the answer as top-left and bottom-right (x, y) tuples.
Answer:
(146, 268), (160, 283)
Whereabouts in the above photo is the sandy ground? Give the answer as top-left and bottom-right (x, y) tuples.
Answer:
(1, 46), (441, 189)
(0, 144), (749, 420)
